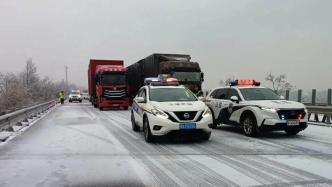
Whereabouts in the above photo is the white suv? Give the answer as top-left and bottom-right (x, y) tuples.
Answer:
(131, 81), (213, 142)
(69, 90), (82, 103)
(205, 80), (308, 137)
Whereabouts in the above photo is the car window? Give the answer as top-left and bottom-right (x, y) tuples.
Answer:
(141, 89), (146, 100)
(149, 88), (197, 102)
(216, 89), (228, 99)
(209, 89), (218, 98)
(227, 89), (241, 101)
(138, 88), (146, 100)
(239, 88), (282, 101)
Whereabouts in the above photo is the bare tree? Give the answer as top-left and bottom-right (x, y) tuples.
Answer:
(265, 73), (293, 95)
(0, 59), (80, 114)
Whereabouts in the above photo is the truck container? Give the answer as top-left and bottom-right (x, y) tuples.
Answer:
(127, 53), (204, 101)
(88, 59), (129, 110)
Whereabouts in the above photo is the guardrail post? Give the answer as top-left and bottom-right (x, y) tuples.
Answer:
(328, 89), (332, 106)
(285, 90), (290, 100)
(297, 89), (302, 103)
(312, 89), (316, 106)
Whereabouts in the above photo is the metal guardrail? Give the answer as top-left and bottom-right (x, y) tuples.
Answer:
(0, 100), (57, 131)
(306, 105), (332, 125)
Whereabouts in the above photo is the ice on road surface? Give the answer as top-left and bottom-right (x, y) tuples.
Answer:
(0, 101), (332, 187)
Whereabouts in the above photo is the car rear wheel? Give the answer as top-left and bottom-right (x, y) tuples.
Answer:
(131, 111), (139, 132)
(285, 129), (300, 136)
(143, 117), (154, 142)
(242, 114), (259, 137)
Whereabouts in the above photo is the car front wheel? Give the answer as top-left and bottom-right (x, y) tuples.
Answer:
(143, 117), (154, 142)
(131, 111), (140, 132)
(243, 114), (259, 137)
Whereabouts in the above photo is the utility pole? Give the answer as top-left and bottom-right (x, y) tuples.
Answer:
(65, 66), (68, 92)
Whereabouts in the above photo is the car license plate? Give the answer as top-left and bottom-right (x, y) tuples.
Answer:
(179, 123), (196, 129)
(287, 120), (299, 126)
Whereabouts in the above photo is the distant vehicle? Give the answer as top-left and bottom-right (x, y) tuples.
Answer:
(204, 79), (308, 136)
(69, 90), (82, 103)
(127, 53), (204, 102)
(81, 91), (90, 100)
(88, 59), (129, 110)
(131, 76), (212, 142)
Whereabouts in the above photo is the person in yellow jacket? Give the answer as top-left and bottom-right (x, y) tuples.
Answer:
(59, 91), (65, 104)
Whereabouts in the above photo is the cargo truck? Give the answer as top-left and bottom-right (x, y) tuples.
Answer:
(127, 53), (204, 101)
(88, 59), (129, 110)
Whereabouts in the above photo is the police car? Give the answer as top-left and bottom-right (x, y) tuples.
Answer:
(205, 80), (308, 137)
(131, 76), (213, 142)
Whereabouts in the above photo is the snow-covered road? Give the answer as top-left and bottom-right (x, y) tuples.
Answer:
(0, 102), (332, 187)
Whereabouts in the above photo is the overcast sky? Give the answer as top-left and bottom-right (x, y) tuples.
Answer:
(0, 0), (331, 90)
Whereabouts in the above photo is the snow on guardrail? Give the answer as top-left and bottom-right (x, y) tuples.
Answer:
(0, 100), (58, 141)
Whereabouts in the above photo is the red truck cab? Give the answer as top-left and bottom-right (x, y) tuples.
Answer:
(88, 59), (129, 110)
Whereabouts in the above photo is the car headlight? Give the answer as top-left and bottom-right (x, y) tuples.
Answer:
(202, 107), (212, 118)
(151, 108), (168, 119)
(260, 106), (278, 113)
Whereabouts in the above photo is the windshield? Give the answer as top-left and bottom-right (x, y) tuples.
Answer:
(149, 88), (197, 102)
(101, 73), (126, 85)
(70, 91), (80, 95)
(240, 88), (282, 101)
(172, 72), (201, 82)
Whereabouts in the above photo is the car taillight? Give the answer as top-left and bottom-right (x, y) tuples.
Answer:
(298, 114), (304, 120)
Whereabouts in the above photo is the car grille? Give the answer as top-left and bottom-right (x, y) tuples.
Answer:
(277, 109), (306, 120)
(103, 89), (127, 99)
(174, 111), (197, 121)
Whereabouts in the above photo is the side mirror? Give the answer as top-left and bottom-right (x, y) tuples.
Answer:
(198, 96), (204, 101)
(280, 95), (285, 100)
(230, 96), (239, 103)
(134, 97), (145, 103)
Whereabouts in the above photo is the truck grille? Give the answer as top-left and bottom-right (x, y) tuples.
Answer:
(174, 111), (197, 121)
(277, 109), (306, 120)
(103, 89), (127, 99)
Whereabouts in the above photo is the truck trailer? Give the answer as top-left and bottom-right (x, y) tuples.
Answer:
(127, 53), (204, 101)
(88, 59), (129, 110)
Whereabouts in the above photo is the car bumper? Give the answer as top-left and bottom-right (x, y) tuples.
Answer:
(260, 118), (308, 131)
(99, 99), (129, 108)
(147, 113), (213, 136)
(69, 97), (82, 101)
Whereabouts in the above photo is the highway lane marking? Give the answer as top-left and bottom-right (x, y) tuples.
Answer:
(188, 155), (261, 186)
(145, 156), (189, 187)
(93, 109), (140, 140)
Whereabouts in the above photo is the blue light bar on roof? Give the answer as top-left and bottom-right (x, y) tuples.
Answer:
(144, 77), (159, 85)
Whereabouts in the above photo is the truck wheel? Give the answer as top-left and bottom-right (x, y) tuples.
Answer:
(131, 111), (139, 132)
(285, 129), (300, 136)
(242, 114), (259, 137)
(99, 107), (103, 111)
(124, 106), (128, 110)
(143, 117), (154, 143)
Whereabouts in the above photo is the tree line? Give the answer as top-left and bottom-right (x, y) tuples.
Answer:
(0, 59), (73, 115)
